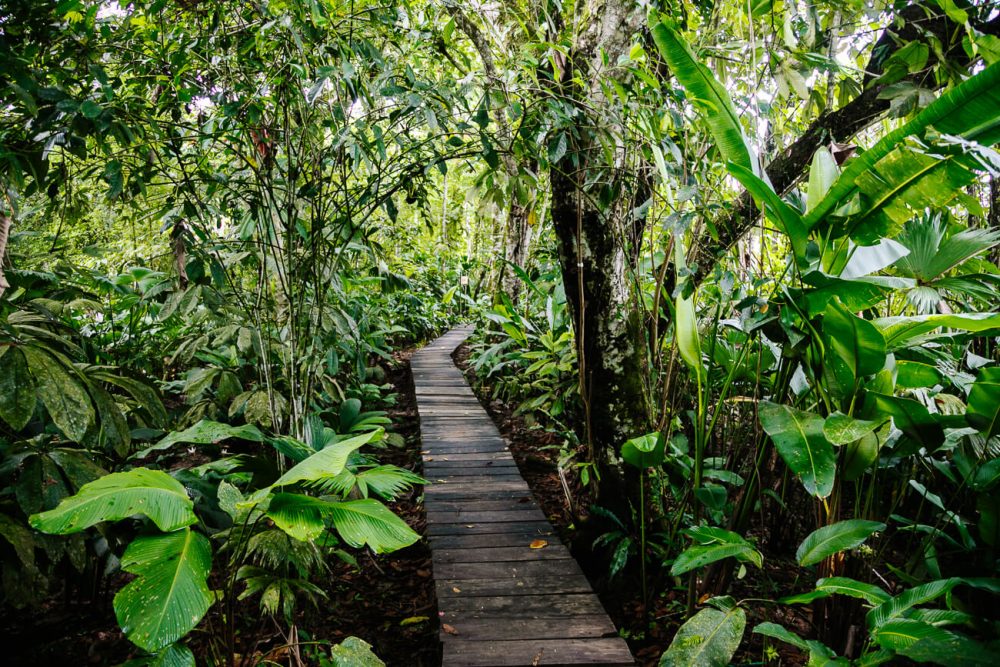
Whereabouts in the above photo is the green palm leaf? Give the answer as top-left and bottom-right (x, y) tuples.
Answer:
(272, 429), (381, 489)
(29, 468), (196, 533)
(114, 529), (213, 652)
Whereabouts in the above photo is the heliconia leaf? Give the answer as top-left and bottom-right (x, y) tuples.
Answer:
(671, 542), (762, 576)
(753, 622), (809, 650)
(29, 468), (196, 534)
(779, 577), (891, 606)
(874, 312), (1000, 350)
(650, 20), (757, 175)
(149, 643), (196, 667)
(862, 393), (944, 451)
(728, 163), (807, 263)
(675, 293), (703, 383)
(272, 429), (380, 488)
(895, 361), (944, 389)
(21, 345), (94, 443)
(114, 529), (213, 651)
(872, 618), (956, 651)
(823, 412), (882, 445)
(823, 298), (887, 381)
(0, 347), (36, 430)
(966, 367), (1000, 439)
(659, 605), (746, 666)
(806, 147), (840, 212)
(758, 402), (835, 498)
(839, 239), (910, 280)
(866, 578), (964, 630)
(796, 520), (885, 567)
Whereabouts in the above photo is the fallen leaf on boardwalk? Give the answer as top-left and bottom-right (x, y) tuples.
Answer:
(425, 456), (434, 461)
(532, 649), (544, 666)
(529, 539), (548, 549)
(400, 616), (429, 626)
(442, 623), (459, 635)
(416, 569), (431, 578)
(452, 586), (461, 593)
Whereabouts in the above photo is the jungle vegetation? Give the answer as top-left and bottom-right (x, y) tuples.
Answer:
(2, 0), (1000, 665)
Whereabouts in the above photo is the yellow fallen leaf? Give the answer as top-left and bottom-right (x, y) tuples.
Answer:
(442, 623), (459, 635)
(529, 539), (548, 549)
(452, 586), (461, 593)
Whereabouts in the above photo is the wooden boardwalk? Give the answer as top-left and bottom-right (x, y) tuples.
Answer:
(413, 326), (635, 667)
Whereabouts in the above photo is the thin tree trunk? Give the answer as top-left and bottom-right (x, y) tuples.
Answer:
(0, 214), (11, 299)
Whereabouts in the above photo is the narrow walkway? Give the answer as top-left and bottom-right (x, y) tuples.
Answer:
(413, 326), (635, 667)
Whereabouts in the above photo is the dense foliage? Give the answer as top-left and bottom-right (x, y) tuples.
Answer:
(2, 0), (1000, 665)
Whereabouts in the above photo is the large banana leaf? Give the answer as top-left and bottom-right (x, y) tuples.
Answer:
(728, 163), (807, 262)
(823, 298), (887, 384)
(29, 468), (197, 533)
(872, 312), (1000, 350)
(650, 20), (757, 175)
(114, 529), (213, 652)
(779, 576), (890, 606)
(758, 402), (835, 498)
(804, 62), (1000, 232)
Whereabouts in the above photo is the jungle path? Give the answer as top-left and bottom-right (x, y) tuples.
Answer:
(414, 326), (635, 667)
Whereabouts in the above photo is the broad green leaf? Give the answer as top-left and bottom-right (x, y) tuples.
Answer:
(758, 402), (835, 498)
(330, 636), (385, 667)
(621, 432), (666, 469)
(87, 380), (131, 456)
(806, 147), (839, 212)
(874, 313), (1000, 349)
(873, 618), (954, 652)
(866, 578), (962, 630)
(780, 577), (890, 606)
(839, 240), (910, 280)
(671, 542), (762, 576)
(93, 372), (169, 428)
(823, 298), (887, 381)
(843, 431), (882, 481)
(114, 529), (213, 651)
(328, 498), (420, 553)
(267, 493), (329, 541)
(728, 163), (807, 262)
(823, 412), (881, 445)
(753, 622), (809, 650)
(149, 643), (196, 667)
(650, 21), (756, 174)
(896, 361), (944, 389)
(138, 420), (265, 458)
(0, 347), (36, 430)
(966, 367), (1000, 439)
(29, 468), (196, 534)
(21, 346), (94, 443)
(272, 430), (379, 488)
(863, 393), (944, 451)
(659, 605), (746, 666)
(796, 520), (885, 567)
(804, 62), (1000, 230)
(675, 293), (703, 383)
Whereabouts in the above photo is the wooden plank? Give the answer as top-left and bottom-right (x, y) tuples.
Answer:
(436, 576), (593, 598)
(426, 520), (555, 537)
(423, 452), (516, 462)
(433, 559), (585, 580)
(424, 498), (536, 512)
(434, 545), (572, 563)
(426, 509), (547, 524)
(438, 616), (617, 641)
(423, 460), (518, 471)
(442, 638), (634, 666)
(440, 594), (607, 617)
(428, 531), (556, 549)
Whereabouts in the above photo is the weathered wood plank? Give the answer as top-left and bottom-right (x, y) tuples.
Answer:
(434, 545), (572, 563)
(426, 520), (555, 537)
(426, 509), (548, 524)
(433, 559), (585, 580)
(435, 575), (593, 598)
(442, 639), (634, 666)
(427, 531), (556, 549)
